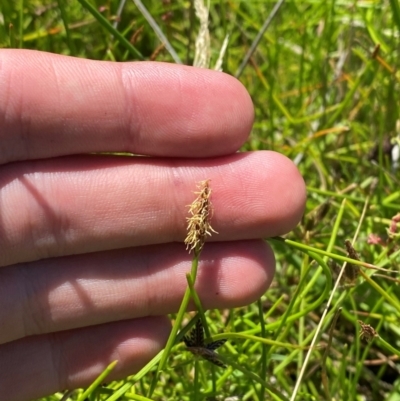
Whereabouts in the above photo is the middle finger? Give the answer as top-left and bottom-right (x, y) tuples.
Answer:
(0, 151), (305, 266)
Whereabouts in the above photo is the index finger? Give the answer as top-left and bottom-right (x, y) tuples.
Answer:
(0, 50), (254, 164)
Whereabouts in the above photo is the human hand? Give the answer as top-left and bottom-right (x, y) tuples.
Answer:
(0, 50), (306, 401)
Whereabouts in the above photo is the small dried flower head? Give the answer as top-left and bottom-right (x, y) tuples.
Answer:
(344, 239), (360, 283)
(358, 320), (378, 342)
(184, 180), (217, 253)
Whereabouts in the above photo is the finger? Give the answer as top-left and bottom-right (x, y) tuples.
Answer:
(0, 50), (253, 163)
(0, 151), (305, 266)
(1, 240), (273, 344)
(0, 317), (170, 401)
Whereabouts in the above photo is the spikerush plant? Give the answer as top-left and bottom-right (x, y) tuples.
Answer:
(4, 0), (400, 400)
(155, 179), (219, 384)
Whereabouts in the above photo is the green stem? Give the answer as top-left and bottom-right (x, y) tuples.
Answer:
(257, 298), (267, 401)
(151, 246), (202, 396)
(270, 237), (380, 270)
(186, 273), (210, 339)
(77, 361), (117, 401)
(193, 360), (199, 401)
(76, 0), (143, 59)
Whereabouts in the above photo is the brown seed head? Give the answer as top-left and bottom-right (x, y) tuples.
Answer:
(344, 240), (360, 283)
(184, 180), (217, 253)
(358, 320), (378, 342)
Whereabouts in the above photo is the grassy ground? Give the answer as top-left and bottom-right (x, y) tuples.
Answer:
(2, 0), (400, 400)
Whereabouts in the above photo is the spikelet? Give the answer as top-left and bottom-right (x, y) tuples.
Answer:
(358, 320), (378, 343)
(184, 180), (217, 254)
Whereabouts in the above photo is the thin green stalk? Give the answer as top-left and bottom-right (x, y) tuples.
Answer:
(211, 332), (311, 349)
(57, 0), (76, 55)
(321, 307), (342, 400)
(301, 198), (346, 296)
(18, 0), (23, 48)
(257, 298), (267, 401)
(297, 294), (305, 389)
(359, 270), (400, 312)
(193, 360), (199, 401)
(157, 251), (200, 372)
(104, 346), (178, 401)
(132, 0), (181, 64)
(151, 246), (202, 397)
(123, 394), (155, 401)
(347, 294), (359, 401)
(377, 335), (400, 359)
(389, 0), (400, 32)
(307, 187), (365, 203)
(270, 237), (385, 272)
(77, 361), (118, 401)
(186, 273), (210, 339)
(235, 0), (286, 78)
(352, 296), (387, 394)
(76, 0), (143, 59)
(9, 23), (15, 48)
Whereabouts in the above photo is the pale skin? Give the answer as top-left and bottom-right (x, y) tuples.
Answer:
(0, 50), (306, 401)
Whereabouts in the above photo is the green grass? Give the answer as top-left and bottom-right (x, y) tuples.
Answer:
(2, 0), (400, 400)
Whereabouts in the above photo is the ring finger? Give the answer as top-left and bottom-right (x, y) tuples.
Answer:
(1, 240), (274, 344)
